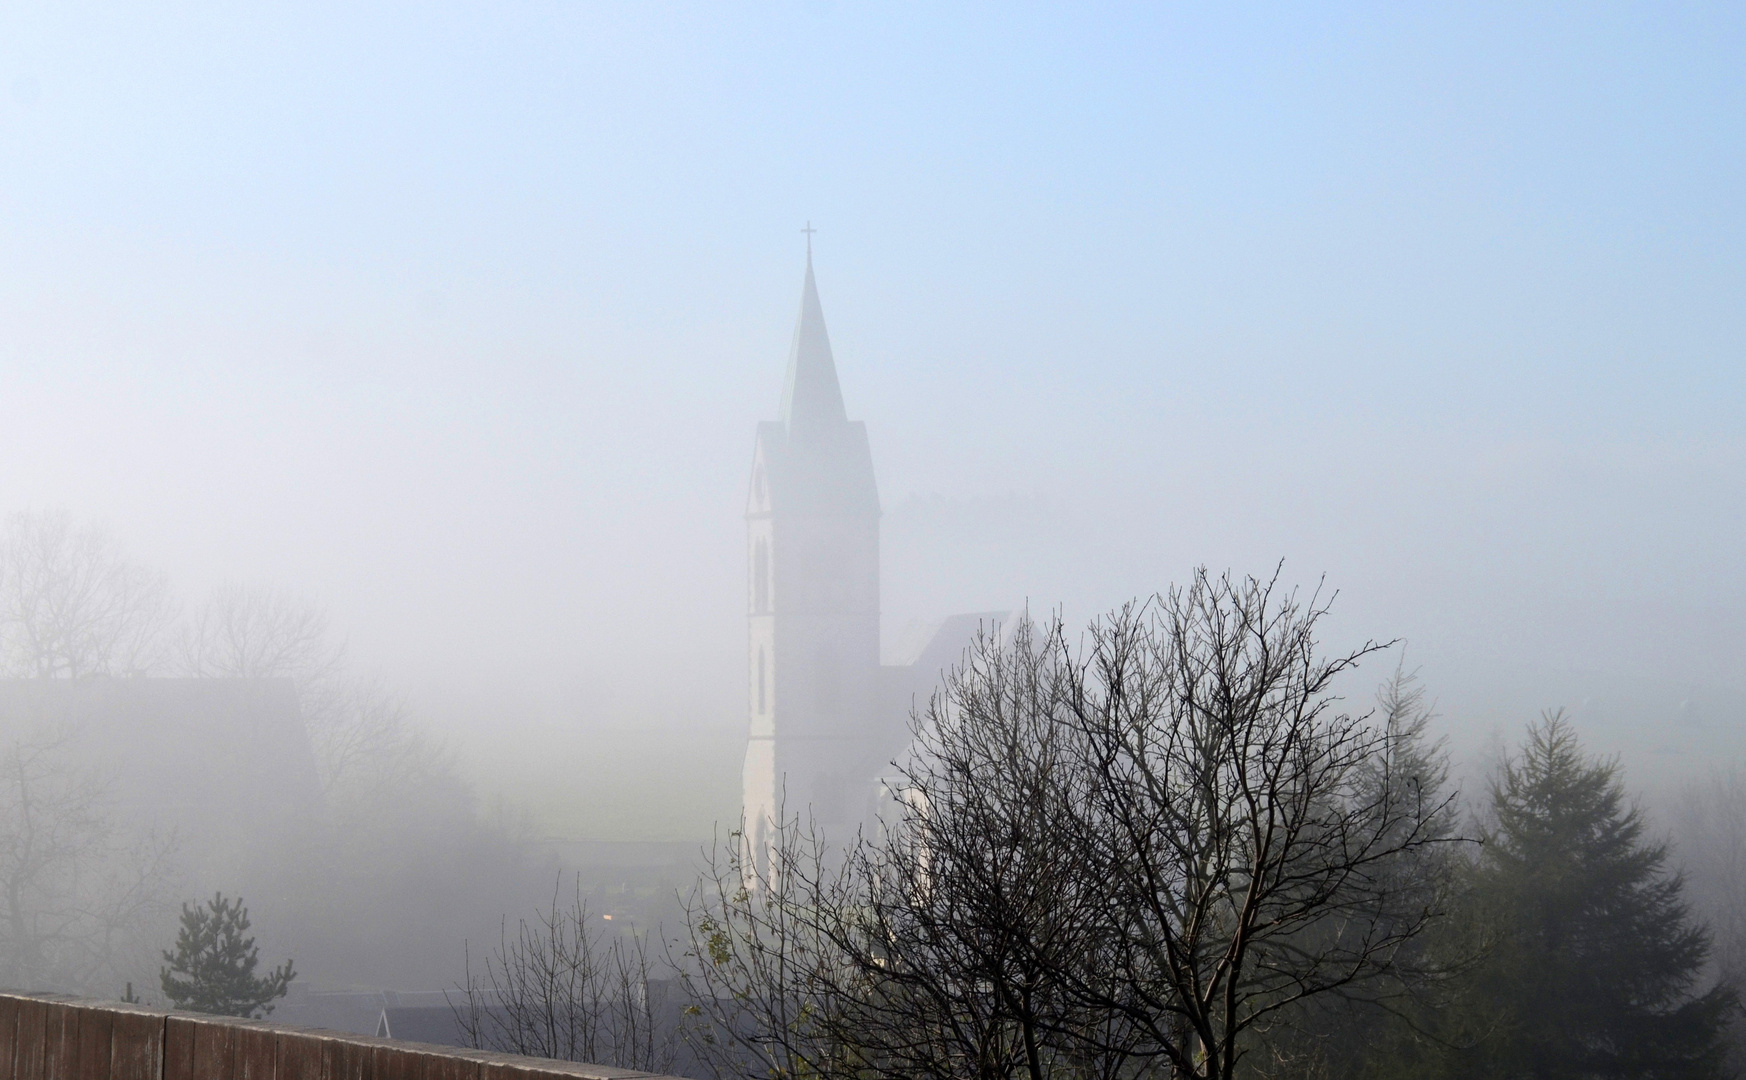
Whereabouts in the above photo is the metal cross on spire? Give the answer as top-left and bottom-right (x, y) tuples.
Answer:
(801, 221), (817, 261)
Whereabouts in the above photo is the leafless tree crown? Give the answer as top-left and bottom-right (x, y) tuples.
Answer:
(0, 511), (175, 679)
(0, 727), (178, 993)
(454, 877), (675, 1074)
(680, 569), (1463, 1080)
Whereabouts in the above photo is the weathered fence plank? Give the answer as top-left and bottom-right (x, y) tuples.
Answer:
(72, 1004), (112, 1080)
(185, 1018), (234, 1080)
(0, 995), (22, 1080)
(235, 1027), (275, 1080)
(42, 1002), (77, 1080)
(107, 1010), (162, 1080)
(274, 1032), (323, 1080)
(320, 1034), (375, 1080)
(16, 998), (50, 1080)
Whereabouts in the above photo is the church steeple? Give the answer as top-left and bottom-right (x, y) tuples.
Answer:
(743, 235), (883, 866)
(778, 248), (848, 433)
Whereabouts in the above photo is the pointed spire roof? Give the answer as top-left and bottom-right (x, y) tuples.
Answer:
(778, 249), (848, 433)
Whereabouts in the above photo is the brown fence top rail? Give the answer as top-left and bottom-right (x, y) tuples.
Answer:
(0, 993), (681, 1080)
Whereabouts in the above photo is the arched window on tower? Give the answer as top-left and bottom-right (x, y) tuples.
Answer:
(753, 538), (771, 613)
(757, 647), (767, 715)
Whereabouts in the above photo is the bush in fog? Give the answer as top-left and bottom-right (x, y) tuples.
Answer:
(453, 876), (675, 1074)
(678, 571), (1460, 1080)
(160, 893), (295, 1018)
(1677, 770), (1746, 983)
(1676, 769), (1746, 1073)
(676, 812), (865, 1080)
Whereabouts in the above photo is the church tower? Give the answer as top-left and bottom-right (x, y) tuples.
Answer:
(742, 248), (881, 873)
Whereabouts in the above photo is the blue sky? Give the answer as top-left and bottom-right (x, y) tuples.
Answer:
(1, 3), (1741, 834)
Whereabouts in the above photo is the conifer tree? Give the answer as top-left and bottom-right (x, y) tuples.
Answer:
(1462, 712), (1734, 1079)
(159, 893), (295, 1018)
(1256, 665), (1472, 1080)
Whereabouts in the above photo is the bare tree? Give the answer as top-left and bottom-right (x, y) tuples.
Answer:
(175, 583), (443, 806)
(680, 570), (1460, 1080)
(0, 511), (175, 679)
(0, 725), (177, 993)
(178, 583), (344, 684)
(675, 813), (869, 1080)
(675, 642), (1129, 1080)
(1046, 570), (1456, 1080)
(454, 876), (676, 1074)
(836, 615), (1140, 1080)
(1240, 662), (1469, 1079)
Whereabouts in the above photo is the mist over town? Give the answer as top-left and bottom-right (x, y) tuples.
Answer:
(0, 6), (1742, 1079)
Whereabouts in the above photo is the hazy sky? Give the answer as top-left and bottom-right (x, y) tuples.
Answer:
(2, 4), (1742, 835)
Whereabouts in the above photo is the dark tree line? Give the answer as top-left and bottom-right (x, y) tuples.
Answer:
(1388, 714), (1736, 1080)
(457, 567), (1732, 1080)
(676, 571), (1465, 1080)
(668, 570), (1734, 1080)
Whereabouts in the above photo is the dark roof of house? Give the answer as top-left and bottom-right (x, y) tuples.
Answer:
(377, 1003), (507, 1048)
(0, 677), (321, 855)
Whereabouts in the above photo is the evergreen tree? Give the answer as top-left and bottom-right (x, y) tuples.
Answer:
(1250, 665), (1472, 1080)
(160, 893), (295, 1018)
(1459, 712), (1734, 1079)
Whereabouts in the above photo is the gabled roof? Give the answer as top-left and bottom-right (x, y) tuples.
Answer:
(0, 677), (321, 856)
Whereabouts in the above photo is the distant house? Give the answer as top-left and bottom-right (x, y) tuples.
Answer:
(0, 677), (322, 867)
(375, 991), (492, 1046)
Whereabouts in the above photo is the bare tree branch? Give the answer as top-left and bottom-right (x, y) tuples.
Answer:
(0, 511), (175, 679)
(681, 569), (1467, 1080)
(454, 875), (676, 1074)
(0, 723), (179, 993)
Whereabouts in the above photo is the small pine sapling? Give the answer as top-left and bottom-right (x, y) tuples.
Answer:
(159, 893), (296, 1018)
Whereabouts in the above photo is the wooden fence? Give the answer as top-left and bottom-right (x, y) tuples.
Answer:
(0, 995), (678, 1080)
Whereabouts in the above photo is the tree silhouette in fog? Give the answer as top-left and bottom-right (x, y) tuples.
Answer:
(1456, 714), (1734, 1079)
(0, 510), (174, 679)
(678, 571), (1463, 1080)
